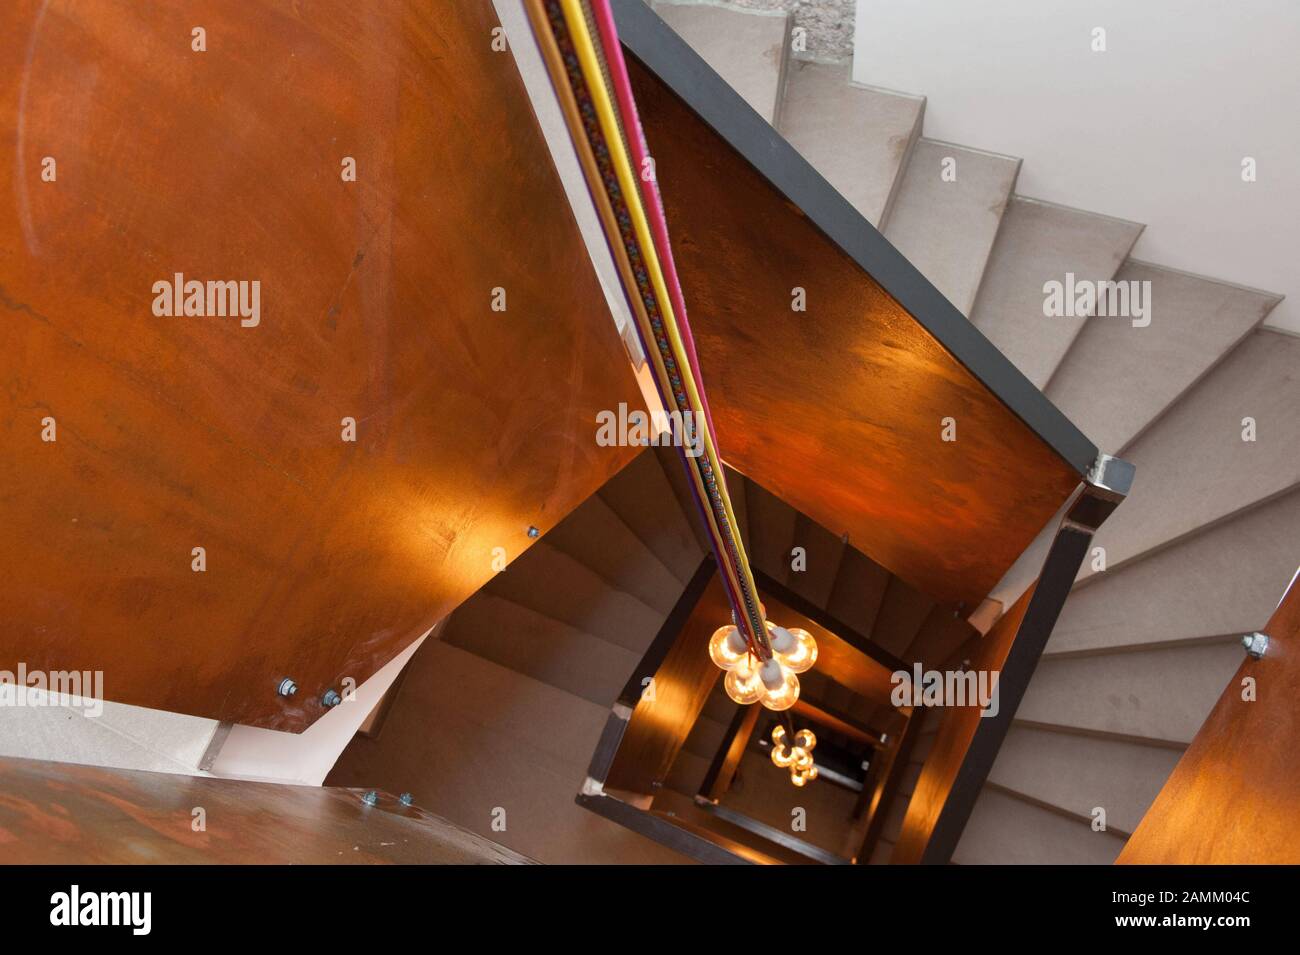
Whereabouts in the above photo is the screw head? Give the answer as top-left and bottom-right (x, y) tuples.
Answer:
(399, 792), (414, 806)
(321, 688), (342, 708)
(276, 677), (298, 698)
(526, 525), (540, 538)
(361, 790), (378, 806)
(1242, 632), (1270, 660)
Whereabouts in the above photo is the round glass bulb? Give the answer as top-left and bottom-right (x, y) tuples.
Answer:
(793, 748), (814, 772)
(794, 729), (816, 751)
(774, 627), (818, 673)
(791, 772), (809, 788)
(724, 657), (765, 705)
(708, 625), (748, 671)
(771, 743), (796, 769)
(760, 667), (800, 711)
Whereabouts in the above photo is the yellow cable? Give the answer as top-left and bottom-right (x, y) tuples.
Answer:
(559, 0), (767, 641)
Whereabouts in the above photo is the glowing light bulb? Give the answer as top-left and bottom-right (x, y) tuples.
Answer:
(794, 729), (816, 751)
(724, 656), (765, 705)
(708, 625), (749, 671)
(793, 748), (813, 772)
(791, 772), (809, 787)
(768, 624), (817, 674)
(759, 665), (800, 711)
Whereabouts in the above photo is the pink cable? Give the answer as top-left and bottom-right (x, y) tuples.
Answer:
(588, 0), (721, 452)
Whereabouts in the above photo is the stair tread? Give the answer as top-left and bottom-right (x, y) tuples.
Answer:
(543, 493), (686, 614)
(883, 139), (1020, 315)
(953, 785), (1124, 864)
(968, 196), (1143, 388)
(485, 541), (665, 655)
(777, 59), (923, 226)
(1080, 329), (1300, 577)
(443, 594), (641, 709)
(1051, 488), (1300, 655)
(1047, 261), (1281, 454)
(1016, 639), (1244, 745)
(597, 448), (706, 584)
(987, 724), (1182, 834)
(329, 641), (688, 864)
(652, 1), (789, 124)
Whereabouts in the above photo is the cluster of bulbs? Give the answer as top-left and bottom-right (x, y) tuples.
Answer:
(771, 725), (818, 787)
(708, 618), (818, 710)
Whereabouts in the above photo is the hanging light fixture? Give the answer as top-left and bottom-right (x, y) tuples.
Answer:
(710, 615), (818, 710)
(771, 725), (818, 786)
(522, 1), (821, 715)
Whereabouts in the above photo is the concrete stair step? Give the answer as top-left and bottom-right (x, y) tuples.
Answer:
(744, 480), (798, 586)
(442, 594), (641, 709)
(329, 641), (689, 864)
(1046, 262), (1282, 454)
(787, 512), (846, 610)
(883, 139), (1021, 315)
(968, 196), (1143, 388)
(1050, 488), (1300, 656)
(826, 547), (891, 637)
(1081, 329), (1300, 578)
(598, 448), (706, 584)
(1016, 639), (1244, 745)
(776, 58), (924, 227)
(484, 541), (665, 656)
(652, 1), (790, 124)
(543, 492), (685, 614)
(953, 785), (1125, 864)
(987, 724), (1183, 835)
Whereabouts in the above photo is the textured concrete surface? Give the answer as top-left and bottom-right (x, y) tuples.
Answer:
(329, 641), (692, 864)
(968, 196), (1143, 388)
(1081, 329), (1300, 577)
(656, 0), (854, 61)
(1050, 489), (1300, 655)
(987, 724), (1183, 834)
(1047, 261), (1282, 454)
(1017, 640), (1244, 745)
(777, 58), (922, 225)
(883, 139), (1021, 315)
(652, 1), (791, 123)
(953, 785), (1125, 864)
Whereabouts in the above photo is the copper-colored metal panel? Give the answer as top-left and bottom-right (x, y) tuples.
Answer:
(0, 755), (528, 864)
(625, 57), (1081, 608)
(0, 1), (641, 729)
(1119, 578), (1300, 864)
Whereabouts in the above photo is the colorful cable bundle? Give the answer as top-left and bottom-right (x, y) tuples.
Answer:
(526, 0), (817, 708)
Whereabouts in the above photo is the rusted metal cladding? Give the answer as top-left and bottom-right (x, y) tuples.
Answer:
(0, 1), (642, 730)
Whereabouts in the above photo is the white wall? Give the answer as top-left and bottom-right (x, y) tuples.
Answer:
(853, 0), (1297, 333)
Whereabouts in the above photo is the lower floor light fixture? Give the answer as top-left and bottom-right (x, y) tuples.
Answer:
(771, 725), (818, 787)
(709, 618), (818, 710)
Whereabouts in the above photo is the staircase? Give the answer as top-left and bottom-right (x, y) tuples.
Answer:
(646, 0), (1298, 863)
(331, 442), (966, 862)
